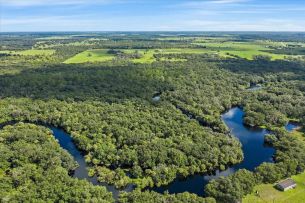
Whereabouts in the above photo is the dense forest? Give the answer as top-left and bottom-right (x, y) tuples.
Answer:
(0, 123), (113, 202)
(0, 98), (243, 189)
(1, 32), (305, 202)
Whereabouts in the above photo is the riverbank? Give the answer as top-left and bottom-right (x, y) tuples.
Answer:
(152, 107), (276, 196)
(0, 107), (299, 200)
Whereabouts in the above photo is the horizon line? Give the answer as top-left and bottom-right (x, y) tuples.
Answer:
(1, 31), (305, 33)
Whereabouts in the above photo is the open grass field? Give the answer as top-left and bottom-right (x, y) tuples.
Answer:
(55, 36), (304, 64)
(63, 49), (116, 64)
(64, 48), (222, 64)
(64, 49), (160, 64)
(193, 41), (289, 60)
(290, 128), (305, 142)
(0, 49), (55, 56)
(63, 40), (299, 64)
(128, 48), (212, 63)
(156, 36), (233, 42)
(243, 129), (305, 203)
(123, 49), (156, 63)
(243, 172), (305, 203)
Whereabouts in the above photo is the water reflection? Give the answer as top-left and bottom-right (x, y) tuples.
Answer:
(153, 107), (275, 196)
(50, 127), (134, 200)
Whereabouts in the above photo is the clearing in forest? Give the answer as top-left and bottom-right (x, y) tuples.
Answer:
(243, 172), (305, 203)
(64, 49), (116, 64)
(243, 130), (305, 203)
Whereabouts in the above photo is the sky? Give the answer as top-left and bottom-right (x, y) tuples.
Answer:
(1, 0), (305, 32)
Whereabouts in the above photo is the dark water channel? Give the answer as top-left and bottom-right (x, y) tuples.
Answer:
(2, 106), (297, 199)
(152, 107), (297, 196)
(50, 127), (134, 201)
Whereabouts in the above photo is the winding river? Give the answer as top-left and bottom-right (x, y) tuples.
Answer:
(38, 107), (299, 198)
(152, 107), (297, 196)
(49, 104), (296, 198)
(1, 106), (297, 199)
(50, 127), (134, 200)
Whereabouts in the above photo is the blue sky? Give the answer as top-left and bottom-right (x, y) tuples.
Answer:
(1, 0), (305, 32)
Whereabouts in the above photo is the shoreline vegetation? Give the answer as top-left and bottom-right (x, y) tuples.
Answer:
(1, 32), (305, 203)
(1, 103), (300, 201)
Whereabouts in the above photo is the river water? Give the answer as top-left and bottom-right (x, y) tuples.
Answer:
(34, 107), (298, 198)
(152, 107), (297, 196)
(50, 127), (134, 200)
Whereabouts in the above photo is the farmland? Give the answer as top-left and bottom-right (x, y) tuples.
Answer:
(1, 32), (305, 203)
(64, 48), (203, 64)
(64, 49), (116, 63)
(193, 41), (288, 60)
(61, 39), (303, 64)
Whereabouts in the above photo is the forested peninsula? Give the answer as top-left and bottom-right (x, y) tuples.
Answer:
(1, 32), (305, 202)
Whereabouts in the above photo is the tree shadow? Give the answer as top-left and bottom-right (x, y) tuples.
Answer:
(0, 64), (173, 103)
(218, 58), (305, 76)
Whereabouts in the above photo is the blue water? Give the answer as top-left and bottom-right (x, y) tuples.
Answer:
(50, 127), (134, 200)
(51, 127), (92, 180)
(153, 107), (275, 196)
(49, 108), (299, 198)
(221, 108), (275, 171)
(285, 122), (299, 132)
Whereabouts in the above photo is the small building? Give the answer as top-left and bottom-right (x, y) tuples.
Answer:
(276, 178), (297, 191)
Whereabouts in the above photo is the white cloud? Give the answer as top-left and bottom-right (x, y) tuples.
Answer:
(2, 0), (125, 7)
(209, 0), (249, 4)
(177, 19), (305, 32)
(177, 0), (250, 8)
(2, 0), (305, 31)
(2, 12), (305, 32)
(1, 16), (112, 31)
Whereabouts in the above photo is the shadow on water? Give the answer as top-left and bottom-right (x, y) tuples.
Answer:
(152, 107), (276, 196)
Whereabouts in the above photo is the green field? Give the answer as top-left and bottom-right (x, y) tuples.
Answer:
(123, 49), (156, 63)
(63, 41), (295, 64)
(63, 49), (116, 64)
(156, 36), (233, 42)
(64, 48), (219, 64)
(0, 39), (294, 64)
(0, 49), (55, 56)
(125, 49), (206, 63)
(193, 41), (289, 60)
(243, 129), (305, 203)
(1, 32), (305, 202)
(64, 49), (158, 64)
(243, 172), (305, 203)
